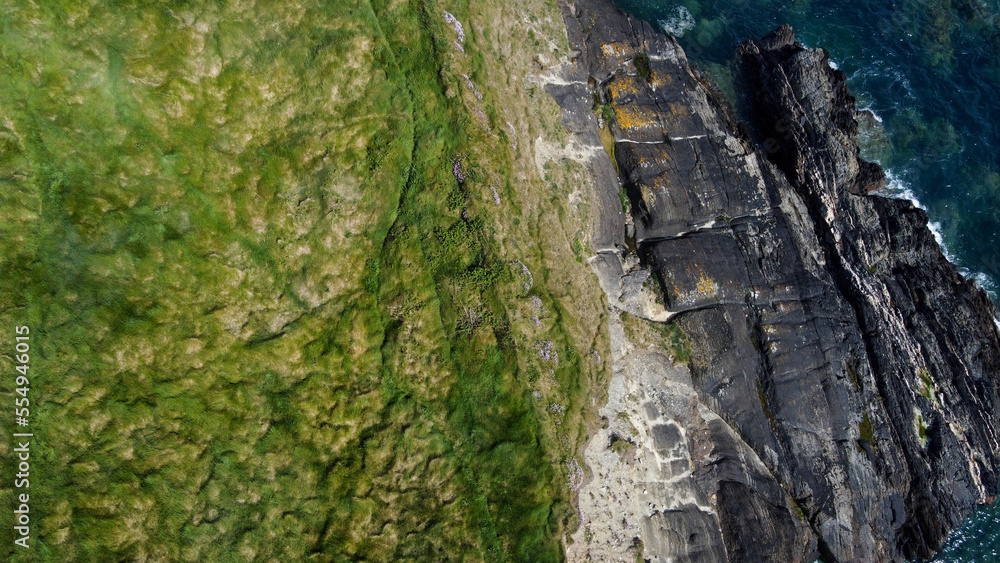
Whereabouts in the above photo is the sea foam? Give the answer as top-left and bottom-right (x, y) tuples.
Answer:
(882, 170), (999, 300)
(658, 6), (695, 37)
(857, 106), (883, 123)
(884, 170), (952, 259)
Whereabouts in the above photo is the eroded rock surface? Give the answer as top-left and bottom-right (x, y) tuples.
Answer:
(552, 1), (1000, 561)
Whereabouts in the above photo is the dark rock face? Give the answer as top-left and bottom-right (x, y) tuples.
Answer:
(738, 27), (1000, 560)
(554, 2), (1000, 561)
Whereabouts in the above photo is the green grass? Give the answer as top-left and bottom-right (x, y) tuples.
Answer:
(917, 367), (939, 407)
(634, 53), (651, 78)
(658, 321), (691, 364)
(602, 103), (616, 125)
(608, 434), (636, 457)
(916, 412), (929, 448)
(618, 186), (631, 213)
(621, 314), (690, 365)
(0, 1), (586, 561)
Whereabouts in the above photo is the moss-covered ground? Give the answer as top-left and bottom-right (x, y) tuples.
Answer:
(0, 1), (609, 561)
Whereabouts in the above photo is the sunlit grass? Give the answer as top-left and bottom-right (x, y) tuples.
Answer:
(0, 0), (593, 561)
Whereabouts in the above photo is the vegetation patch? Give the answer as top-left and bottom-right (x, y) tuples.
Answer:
(0, 0), (605, 561)
(619, 186), (632, 213)
(915, 410), (930, 448)
(658, 321), (692, 364)
(608, 433), (637, 461)
(634, 53), (651, 78)
(789, 497), (807, 520)
(621, 314), (691, 365)
(857, 410), (878, 455)
(602, 103), (616, 124)
(916, 366), (940, 407)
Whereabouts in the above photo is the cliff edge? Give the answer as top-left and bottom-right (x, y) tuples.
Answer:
(549, 1), (1000, 561)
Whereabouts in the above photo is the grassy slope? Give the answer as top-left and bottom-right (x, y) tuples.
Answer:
(0, 0), (609, 561)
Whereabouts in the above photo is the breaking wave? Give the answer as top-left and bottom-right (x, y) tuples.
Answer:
(658, 6), (695, 37)
(882, 170), (998, 299)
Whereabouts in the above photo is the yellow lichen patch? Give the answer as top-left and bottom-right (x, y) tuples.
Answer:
(606, 75), (640, 102)
(649, 148), (672, 168)
(648, 70), (672, 90)
(666, 268), (721, 307)
(696, 271), (719, 298)
(600, 42), (632, 60)
(612, 104), (659, 130)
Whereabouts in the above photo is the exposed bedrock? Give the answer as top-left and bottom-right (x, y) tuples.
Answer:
(552, 1), (1000, 561)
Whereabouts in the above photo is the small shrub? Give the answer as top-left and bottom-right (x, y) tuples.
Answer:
(602, 103), (615, 124)
(634, 53), (651, 78)
(618, 187), (631, 213)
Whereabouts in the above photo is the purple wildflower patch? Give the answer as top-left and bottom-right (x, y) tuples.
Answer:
(537, 340), (558, 364)
(515, 260), (533, 292)
(444, 11), (465, 44)
(461, 74), (483, 100)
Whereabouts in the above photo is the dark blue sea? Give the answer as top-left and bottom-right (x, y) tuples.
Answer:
(614, 0), (1000, 560)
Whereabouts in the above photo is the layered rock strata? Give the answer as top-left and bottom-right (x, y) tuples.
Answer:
(548, 1), (1000, 561)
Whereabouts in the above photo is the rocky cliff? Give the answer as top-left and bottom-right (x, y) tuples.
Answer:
(547, 1), (1000, 561)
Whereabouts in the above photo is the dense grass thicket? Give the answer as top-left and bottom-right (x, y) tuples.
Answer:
(0, 1), (600, 561)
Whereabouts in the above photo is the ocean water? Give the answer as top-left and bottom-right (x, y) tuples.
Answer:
(614, 0), (1000, 559)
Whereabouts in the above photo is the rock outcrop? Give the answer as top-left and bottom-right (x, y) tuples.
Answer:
(549, 1), (1000, 561)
